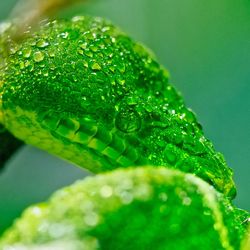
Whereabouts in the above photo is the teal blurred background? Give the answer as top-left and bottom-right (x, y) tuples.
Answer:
(0, 0), (249, 234)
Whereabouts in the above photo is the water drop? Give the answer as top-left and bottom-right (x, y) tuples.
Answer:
(9, 47), (17, 55)
(84, 212), (99, 227)
(22, 48), (31, 58)
(78, 49), (84, 55)
(27, 61), (34, 71)
(164, 145), (177, 164)
(117, 63), (126, 73)
(80, 42), (87, 49)
(90, 44), (98, 52)
(144, 105), (153, 112)
(19, 61), (25, 69)
(33, 51), (44, 62)
(50, 64), (56, 70)
(49, 51), (55, 57)
(116, 76), (125, 85)
(159, 192), (168, 202)
(127, 96), (137, 106)
(101, 26), (110, 33)
(60, 32), (69, 39)
(43, 70), (49, 77)
(100, 185), (113, 198)
(72, 16), (85, 22)
(36, 39), (49, 48)
(182, 197), (191, 206)
(183, 108), (196, 123)
(109, 65), (115, 73)
(84, 49), (93, 58)
(91, 62), (101, 70)
(83, 60), (88, 68)
(119, 191), (133, 204)
(115, 108), (141, 133)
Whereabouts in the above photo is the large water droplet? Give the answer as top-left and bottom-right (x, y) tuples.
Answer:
(115, 108), (141, 133)
(36, 40), (49, 48)
(33, 51), (44, 62)
(91, 62), (101, 70)
(22, 48), (31, 58)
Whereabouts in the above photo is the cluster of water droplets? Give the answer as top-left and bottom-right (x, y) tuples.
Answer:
(0, 167), (241, 249)
(1, 16), (235, 197)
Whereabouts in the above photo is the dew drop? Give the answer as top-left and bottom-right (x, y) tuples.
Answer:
(90, 45), (98, 52)
(24, 61), (30, 68)
(91, 62), (101, 70)
(19, 61), (25, 69)
(101, 26), (110, 33)
(30, 206), (43, 216)
(22, 48), (31, 58)
(115, 108), (141, 133)
(100, 185), (113, 198)
(144, 105), (153, 112)
(27, 61), (34, 71)
(49, 51), (55, 57)
(60, 32), (69, 39)
(78, 49), (84, 55)
(9, 47), (17, 55)
(159, 192), (168, 202)
(127, 96), (137, 106)
(117, 63), (126, 73)
(72, 16), (85, 22)
(48, 223), (71, 238)
(109, 65), (115, 73)
(183, 108), (196, 123)
(182, 197), (191, 206)
(50, 64), (56, 70)
(33, 51), (44, 62)
(83, 60), (89, 68)
(84, 49), (93, 58)
(36, 39), (49, 48)
(43, 70), (49, 77)
(80, 42), (87, 49)
(164, 145), (177, 164)
(119, 191), (133, 204)
(116, 76), (125, 85)
(84, 212), (99, 226)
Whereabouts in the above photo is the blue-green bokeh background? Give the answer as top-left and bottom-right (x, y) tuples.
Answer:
(0, 0), (249, 234)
